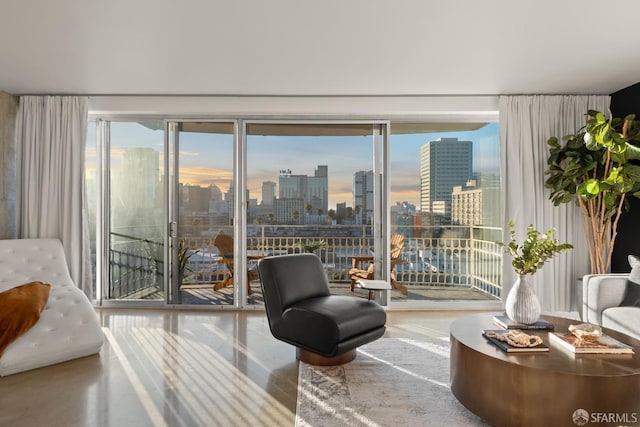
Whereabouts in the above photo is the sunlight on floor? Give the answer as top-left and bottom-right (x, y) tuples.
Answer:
(104, 321), (295, 427)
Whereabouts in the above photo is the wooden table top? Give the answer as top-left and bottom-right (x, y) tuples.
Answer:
(450, 313), (640, 376)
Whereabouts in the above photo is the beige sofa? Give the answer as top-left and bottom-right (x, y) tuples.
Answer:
(582, 273), (640, 340)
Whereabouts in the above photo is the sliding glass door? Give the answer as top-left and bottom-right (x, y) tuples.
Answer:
(89, 117), (503, 309)
(245, 122), (388, 303)
(105, 121), (165, 301)
(389, 122), (503, 308)
(169, 121), (236, 306)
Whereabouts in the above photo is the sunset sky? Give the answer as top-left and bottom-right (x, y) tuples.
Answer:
(88, 121), (500, 210)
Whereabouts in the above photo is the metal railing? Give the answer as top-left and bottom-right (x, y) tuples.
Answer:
(109, 232), (163, 299)
(107, 225), (503, 300)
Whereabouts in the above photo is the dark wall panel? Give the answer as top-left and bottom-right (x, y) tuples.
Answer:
(610, 82), (640, 272)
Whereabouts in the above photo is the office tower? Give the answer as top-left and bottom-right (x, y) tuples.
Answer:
(420, 138), (472, 215)
(224, 186), (251, 220)
(121, 147), (160, 210)
(353, 170), (374, 225)
(278, 169), (307, 201)
(261, 181), (276, 206)
(224, 185), (234, 223)
(182, 184), (211, 213)
(209, 183), (223, 201)
(209, 199), (230, 226)
(275, 198), (305, 224)
(452, 180), (500, 226)
(336, 202), (347, 223)
(308, 165), (328, 214)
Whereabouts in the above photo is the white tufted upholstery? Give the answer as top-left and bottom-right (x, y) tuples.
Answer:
(0, 238), (103, 376)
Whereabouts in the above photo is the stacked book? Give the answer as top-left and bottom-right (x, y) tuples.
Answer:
(482, 314), (553, 353)
(485, 314), (636, 355)
(492, 314), (554, 331)
(549, 332), (635, 354)
(482, 329), (550, 353)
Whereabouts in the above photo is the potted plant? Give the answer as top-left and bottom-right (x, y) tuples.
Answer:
(498, 222), (573, 324)
(297, 239), (327, 254)
(145, 239), (199, 284)
(545, 110), (640, 274)
(177, 239), (199, 284)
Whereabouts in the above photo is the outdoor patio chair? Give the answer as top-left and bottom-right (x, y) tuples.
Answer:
(257, 253), (386, 365)
(213, 233), (259, 295)
(349, 233), (407, 293)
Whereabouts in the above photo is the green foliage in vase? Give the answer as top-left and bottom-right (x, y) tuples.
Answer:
(498, 222), (573, 276)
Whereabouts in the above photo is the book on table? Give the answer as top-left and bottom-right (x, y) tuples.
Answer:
(549, 332), (635, 354)
(493, 314), (554, 331)
(482, 329), (549, 353)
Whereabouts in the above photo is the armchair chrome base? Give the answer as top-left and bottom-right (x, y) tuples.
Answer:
(296, 348), (357, 366)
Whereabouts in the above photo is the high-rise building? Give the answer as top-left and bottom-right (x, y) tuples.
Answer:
(209, 199), (230, 226)
(451, 180), (500, 226)
(275, 198), (305, 224)
(353, 170), (374, 225)
(307, 165), (328, 214)
(225, 185), (234, 220)
(261, 181), (276, 206)
(224, 186), (250, 220)
(276, 166), (327, 221)
(420, 137), (473, 214)
(209, 184), (223, 201)
(122, 147), (160, 210)
(278, 169), (307, 201)
(182, 184), (211, 213)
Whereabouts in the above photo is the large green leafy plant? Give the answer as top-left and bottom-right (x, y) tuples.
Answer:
(498, 222), (573, 276)
(546, 110), (640, 274)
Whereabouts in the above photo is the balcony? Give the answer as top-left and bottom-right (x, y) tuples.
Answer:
(106, 225), (503, 304)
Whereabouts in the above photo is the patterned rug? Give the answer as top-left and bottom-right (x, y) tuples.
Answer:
(296, 337), (489, 427)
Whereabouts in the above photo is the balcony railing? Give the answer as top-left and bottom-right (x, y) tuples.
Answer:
(107, 225), (503, 301)
(109, 232), (163, 299)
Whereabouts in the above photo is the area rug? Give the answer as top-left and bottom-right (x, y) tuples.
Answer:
(295, 337), (489, 427)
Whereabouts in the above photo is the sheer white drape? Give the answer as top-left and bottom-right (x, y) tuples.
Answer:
(16, 96), (92, 298)
(499, 95), (611, 313)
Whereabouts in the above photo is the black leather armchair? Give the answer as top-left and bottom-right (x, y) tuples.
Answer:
(257, 253), (387, 365)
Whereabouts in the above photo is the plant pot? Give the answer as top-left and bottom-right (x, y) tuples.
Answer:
(505, 274), (541, 324)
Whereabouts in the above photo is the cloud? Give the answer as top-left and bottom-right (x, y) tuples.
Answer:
(180, 167), (232, 187)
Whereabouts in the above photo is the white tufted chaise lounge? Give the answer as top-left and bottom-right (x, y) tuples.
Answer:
(0, 238), (103, 376)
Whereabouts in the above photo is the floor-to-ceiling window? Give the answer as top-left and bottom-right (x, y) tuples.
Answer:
(245, 122), (385, 302)
(87, 111), (503, 310)
(172, 122), (236, 306)
(112, 121), (166, 301)
(91, 120), (166, 303)
(389, 122), (502, 308)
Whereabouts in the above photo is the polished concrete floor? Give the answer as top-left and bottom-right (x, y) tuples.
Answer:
(0, 309), (488, 427)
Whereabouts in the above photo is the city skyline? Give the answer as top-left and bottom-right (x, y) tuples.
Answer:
(86, 121), (500, 211)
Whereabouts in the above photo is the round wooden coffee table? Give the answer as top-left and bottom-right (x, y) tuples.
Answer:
(450, 313), (640, 427)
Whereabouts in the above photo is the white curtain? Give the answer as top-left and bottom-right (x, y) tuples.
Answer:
(16, 96), (92, 298)
(499, 95), (611, 313)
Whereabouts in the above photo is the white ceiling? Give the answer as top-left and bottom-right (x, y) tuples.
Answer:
(1, 0), (639, 96)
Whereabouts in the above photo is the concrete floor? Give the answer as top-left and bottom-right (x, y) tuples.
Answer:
(0, 309), (490, 427)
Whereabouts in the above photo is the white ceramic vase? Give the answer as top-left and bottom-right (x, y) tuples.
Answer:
(505, 274), (541, 324)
